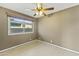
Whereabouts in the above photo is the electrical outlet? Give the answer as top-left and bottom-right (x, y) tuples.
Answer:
(50, 40), (53, 43)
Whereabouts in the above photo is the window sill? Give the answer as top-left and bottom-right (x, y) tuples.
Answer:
(8, 32), (33, 36)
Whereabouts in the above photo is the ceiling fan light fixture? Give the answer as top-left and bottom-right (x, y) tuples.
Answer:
(36, 12), (39, 15)
(35, 11), (43, 16)
(39, 11), (43, 15)
(31, 3), (54, 16)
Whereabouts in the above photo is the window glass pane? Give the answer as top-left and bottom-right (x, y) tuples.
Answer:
(10, 28), (24, 33)
(25, 24), (33, 32)
(8, 17), (33, 35)
(10, 22), (21, 27)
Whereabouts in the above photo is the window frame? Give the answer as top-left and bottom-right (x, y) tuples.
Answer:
(8, 17), (34, 35)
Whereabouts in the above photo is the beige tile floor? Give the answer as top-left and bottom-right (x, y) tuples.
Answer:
(0, 40), (79, 56)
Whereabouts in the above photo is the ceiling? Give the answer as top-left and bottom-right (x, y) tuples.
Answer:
(0, 3), (79, 18)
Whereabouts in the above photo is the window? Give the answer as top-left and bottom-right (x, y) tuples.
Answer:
(8, 17), (33, 35)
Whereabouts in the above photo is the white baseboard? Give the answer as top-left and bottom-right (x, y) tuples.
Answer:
(0, 39), (79, 55)
(0, 40), (36, 53)
(38, 40), (79, 54)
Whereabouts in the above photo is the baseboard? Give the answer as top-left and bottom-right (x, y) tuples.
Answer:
(0, 39), (37, 53)
(0, 39), (79, 55)
(38, 40), (79, 54)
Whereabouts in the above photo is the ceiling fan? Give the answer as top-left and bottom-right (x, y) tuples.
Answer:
(29, 3), (54, 16)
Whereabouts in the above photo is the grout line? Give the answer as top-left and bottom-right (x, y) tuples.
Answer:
(38, 40), (79, 54)
(0, 39), (37, 53)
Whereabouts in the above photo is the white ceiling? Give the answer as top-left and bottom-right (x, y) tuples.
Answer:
(0, 3), (79, 18)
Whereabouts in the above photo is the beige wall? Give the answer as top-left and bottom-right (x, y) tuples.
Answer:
(0, 7), (37, 50)
(38, 5), (79, 52)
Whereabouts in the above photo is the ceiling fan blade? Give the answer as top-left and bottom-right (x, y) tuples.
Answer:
(43, 12), (47, 16)
(33, 13), (37, 16)
(25, 8), (37, 11)
(44, 7), (54, 11)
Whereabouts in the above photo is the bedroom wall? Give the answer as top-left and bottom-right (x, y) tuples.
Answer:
(38, 5), (79, 52)
(0, 7), (37, 50)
